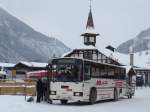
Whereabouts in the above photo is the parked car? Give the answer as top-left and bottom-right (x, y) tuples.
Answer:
(136, 74), (144, 87)
(0, 67), (7, 79)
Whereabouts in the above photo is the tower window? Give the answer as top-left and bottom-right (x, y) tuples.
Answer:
(84, 37), (88, 43)
(89, 37), (95, 42)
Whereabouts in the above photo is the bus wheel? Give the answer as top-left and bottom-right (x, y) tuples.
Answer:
(60, 100), (68, 104)
(114, 88), (118, 101)
(89, 88), (97, 105)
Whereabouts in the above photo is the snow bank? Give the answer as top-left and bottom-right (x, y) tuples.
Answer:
(0, 88), (150, 112)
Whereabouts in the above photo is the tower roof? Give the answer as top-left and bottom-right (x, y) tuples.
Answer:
(86, 9), (95, 29)
(82, 7), (99, 35)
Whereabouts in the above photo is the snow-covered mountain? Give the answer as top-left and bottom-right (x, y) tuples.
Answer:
(96, 45), (150, 68)
(117, 28), (150, 54)
(111, 50), (150, 68)
(0, 8), (70, 63)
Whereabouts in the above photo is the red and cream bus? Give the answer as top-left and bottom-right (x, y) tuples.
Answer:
(47, 57), (134, 104)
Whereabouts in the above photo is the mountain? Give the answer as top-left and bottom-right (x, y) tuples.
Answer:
(0, 8), (70, 63)
(117, 28), (150, 54)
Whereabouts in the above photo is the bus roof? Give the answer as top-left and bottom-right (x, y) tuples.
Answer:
(51, 57), (125, 69)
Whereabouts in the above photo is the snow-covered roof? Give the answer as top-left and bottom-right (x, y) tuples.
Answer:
(75, 45), (97, 50)
(63, 45), (110, 56)
(62, 45), (97, 57)
(62, 43), (150, 70)
(124, 66), (132, 74)
(61, 49), (74, 57)
(17, 61), (48, 68)
(123, 65), (136, 74)
(0, 62), (15, 68)
(100, 49), (150, 69)
(112, 50), (150, 68)
(134, 67), (150, 70)
(111, 52), (129, 65)
(84, 27), (99, 34)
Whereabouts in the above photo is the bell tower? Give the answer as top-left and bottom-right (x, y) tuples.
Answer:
(81, 0), (99, 47)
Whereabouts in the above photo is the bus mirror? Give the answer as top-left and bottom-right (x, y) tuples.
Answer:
(48, 59), (53, 64)
(46, 64), (52, 70)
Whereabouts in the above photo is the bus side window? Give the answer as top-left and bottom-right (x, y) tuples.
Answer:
(107, 68), (115, 79)
(84, 65), (91, 80)
(114, 68), (126, 80)
(91, 67), (100, 78)
(100, 69), (107, 78)
(114, 68), (119, 79)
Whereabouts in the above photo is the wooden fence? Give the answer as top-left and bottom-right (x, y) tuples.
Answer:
(0, 79), (36, 96)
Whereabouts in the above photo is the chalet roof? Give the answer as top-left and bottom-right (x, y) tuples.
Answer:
(75, 45), (97, 50)
(62, 45), (97, 52)
(134, 67), (150, 71)
(62, 45), (96, 57)
(123, 65), (136, 75)
(0, 62), (15, 68)
(124, 66), (133, 73)
(15, 61), (48, 68)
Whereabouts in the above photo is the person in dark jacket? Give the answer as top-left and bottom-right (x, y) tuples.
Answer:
(36, 78), (43, 103)
(41, 80), (47, 101)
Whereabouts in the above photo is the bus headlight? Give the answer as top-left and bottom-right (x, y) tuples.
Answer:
(50, 91), (56, 95)
(74, 92), (83, 96)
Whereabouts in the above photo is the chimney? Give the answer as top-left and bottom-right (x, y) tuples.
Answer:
(129, 46), (134, 66)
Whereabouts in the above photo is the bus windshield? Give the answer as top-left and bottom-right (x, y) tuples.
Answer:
(50, 58), (83, 82)
(52, 64), (82, 82)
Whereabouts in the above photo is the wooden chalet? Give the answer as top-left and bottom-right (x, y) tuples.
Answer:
(12, 61), (47, 79)
(64, 48), (121, 65)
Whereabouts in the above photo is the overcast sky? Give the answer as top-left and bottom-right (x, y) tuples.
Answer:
(0, 0), (150, 49)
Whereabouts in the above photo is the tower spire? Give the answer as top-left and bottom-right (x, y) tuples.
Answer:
(86, 0), (94, 29)
(89, 0), (92, 11)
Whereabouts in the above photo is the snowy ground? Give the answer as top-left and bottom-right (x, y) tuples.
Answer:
(0, 87), (150, 112)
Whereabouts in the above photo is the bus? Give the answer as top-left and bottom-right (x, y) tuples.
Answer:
(47, 57), (134, 104)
